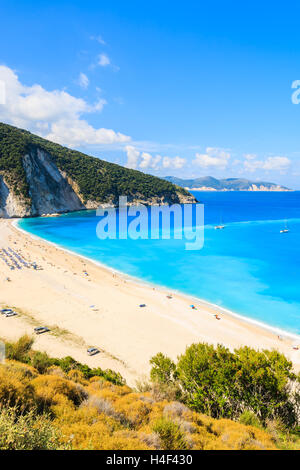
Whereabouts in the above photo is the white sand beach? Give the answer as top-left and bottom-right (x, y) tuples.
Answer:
(0, 218), (299, 386)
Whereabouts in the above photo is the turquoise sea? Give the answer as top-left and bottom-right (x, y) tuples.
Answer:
(18, 191), (300, 336)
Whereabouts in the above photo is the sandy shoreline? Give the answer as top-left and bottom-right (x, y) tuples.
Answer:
(0, 218), (299, 385)
(13, 219), (300, 343)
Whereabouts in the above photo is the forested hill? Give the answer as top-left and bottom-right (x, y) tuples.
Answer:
(0, 122), (195, 218)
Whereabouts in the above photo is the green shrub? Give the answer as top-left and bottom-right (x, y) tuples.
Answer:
(31, 351), (54, 374)
(6, 335), (34, 362)
(152, 417), (189, 450)
(239, 411), (261, 428)
(150, 353), (177, 384)
(52, 356), (125, 385)
(150, 343), (299, 427)
(0, 407), (64, 450)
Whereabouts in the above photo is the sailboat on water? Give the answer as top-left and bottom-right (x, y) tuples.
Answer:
(214, 213), (225, 230)
(280, 220), (289, 233)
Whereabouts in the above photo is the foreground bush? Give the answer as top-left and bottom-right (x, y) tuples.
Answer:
(0, 356), (278, 450)
(0, 337), (298, 450)
(150, 343), (300, 427)
(0, 407), (63, 450)
(0, 363), (36, 412)
(5, 335), (34, 362)
(152, 417), (189, 450)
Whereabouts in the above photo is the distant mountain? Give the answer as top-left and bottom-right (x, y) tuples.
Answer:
(0, 122), (196, 218)
(164, 176), (291, 192)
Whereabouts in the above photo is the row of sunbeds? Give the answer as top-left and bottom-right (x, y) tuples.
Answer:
(0, 247), (41, 270)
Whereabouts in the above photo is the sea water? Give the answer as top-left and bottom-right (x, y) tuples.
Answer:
(18, 191), (300, 336)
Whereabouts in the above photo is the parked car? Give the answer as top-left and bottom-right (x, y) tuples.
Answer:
(87, 347), (100, 356)
(1, 308), (13, 315)
(34, 327), (50, 335)
(5, 311), (17, 317)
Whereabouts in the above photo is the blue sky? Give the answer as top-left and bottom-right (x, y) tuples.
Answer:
(0, 0), (300, 187)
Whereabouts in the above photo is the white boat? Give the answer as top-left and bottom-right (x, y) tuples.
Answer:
(215, 214), (225, 229)
(280, 220), (289, 233)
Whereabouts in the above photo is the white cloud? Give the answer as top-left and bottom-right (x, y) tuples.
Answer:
(47, 120), (129, 147)
(78, 72), (89, 89)
(140, 152), (153, 169)
(0, 65), (130, 147)
(244, 156), (291, 172)
(193, 147), (231, 169)
(98, 54), (110, 67)
(124, 146), (185, 171)
(244, 153), (256, 160)
(139, 153), (162, 170)
(0, 80), (5, 104)
(262, 156), (291, 171)
(162, 156), (186, 169)
(151, 155), (162, 169)
(93, 98), (107, 111)
(125, 146), (140, 169)
(91, 35), (106, 45)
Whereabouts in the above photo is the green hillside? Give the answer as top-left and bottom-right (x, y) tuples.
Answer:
(0, 122), (191, 205)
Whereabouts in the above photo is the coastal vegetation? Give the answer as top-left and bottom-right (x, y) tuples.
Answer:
(0, 336), (299, 450)
(0, 122), (191, 206)
(150, 343), (300, 428)
(5, 334), (125, 385)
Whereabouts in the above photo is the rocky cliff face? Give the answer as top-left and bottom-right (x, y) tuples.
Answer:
(0, 147), (195, 218)
(23, 147), (85, 216)
(0, 148), (84, 218)
(0, 175), (30, 218)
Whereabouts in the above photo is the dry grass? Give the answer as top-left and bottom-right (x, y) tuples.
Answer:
(0, 359), (283, 450)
